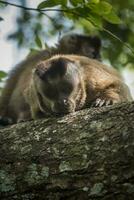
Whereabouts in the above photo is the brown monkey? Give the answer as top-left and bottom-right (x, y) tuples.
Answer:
(0, 34), (101, 125)
(0, 55), (132, 124)
(57, 34), (101, 60)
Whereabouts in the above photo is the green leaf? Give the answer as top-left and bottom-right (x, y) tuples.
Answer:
(0, 71), (7, 79)
(37, 0), (66, 9)
(28, 48), (41, 57)
(61, 0), (67, 7)
(90, 0), (100, 3)
(88, 1), (112, 16)
(63, 10), (77, 20)
(103, 9), (122, 24)
(74, 6), (103, 28)
(0, 2), (7, 8)
(0, 17), (4, 21)
(65, 6), (103, 29)
(35, 35), (43, 49)
(87, 12), (103, 29)
(38, 0), (58, 9)
(70, 0), (85, 6)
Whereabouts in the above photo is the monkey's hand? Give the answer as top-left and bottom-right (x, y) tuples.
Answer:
(91, 97), (118, 107)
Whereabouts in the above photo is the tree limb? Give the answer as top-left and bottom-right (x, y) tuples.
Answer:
(0, 102), (134, 199)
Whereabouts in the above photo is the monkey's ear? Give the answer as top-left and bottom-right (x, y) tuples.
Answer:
(35, 63), (48, 80)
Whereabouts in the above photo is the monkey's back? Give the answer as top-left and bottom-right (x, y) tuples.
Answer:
(0, 54), (132, 124)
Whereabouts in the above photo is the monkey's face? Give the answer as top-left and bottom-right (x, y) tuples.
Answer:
(59, 34), (101, 60)
(33, 56), (83, 115)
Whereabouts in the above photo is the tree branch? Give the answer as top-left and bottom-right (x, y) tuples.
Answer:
(0, 0), (76, 14)
(0, 102), (134, 199)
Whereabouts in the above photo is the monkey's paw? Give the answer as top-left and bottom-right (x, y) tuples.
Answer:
(91, 97), (117, 107)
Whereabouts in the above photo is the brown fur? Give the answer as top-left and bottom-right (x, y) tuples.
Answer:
(57, 34), (101, 59)
(0, 34), (101, 121)
(0, 54), (132, 124)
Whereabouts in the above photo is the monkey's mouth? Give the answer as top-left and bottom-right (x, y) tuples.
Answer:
(53, 109), (74, 115)
(52, 106), (75, 116)
(37, 92), (75, 116)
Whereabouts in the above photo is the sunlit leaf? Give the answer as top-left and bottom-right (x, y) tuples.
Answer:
(0, 71), (7, 79)
(37, 0), (67, 9)
(35, 35), (43, 49)
(38, 0), (55, 9)
(103, 9), (122, 24)
(70, 0), (85, 6)
(88, 1), (112, 15)
(90, 0), (100, 4)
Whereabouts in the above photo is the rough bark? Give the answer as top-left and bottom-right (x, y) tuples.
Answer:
(0, 102), (134, 200)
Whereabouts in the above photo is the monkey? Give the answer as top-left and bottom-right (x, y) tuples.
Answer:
(0, 34), (101, 125)
(57, 34), (101, 60)
(0, 54), (132, 124)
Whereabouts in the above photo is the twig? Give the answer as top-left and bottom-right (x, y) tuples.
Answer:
(0, 0), (134, 55)
(0, 0), (73, 13)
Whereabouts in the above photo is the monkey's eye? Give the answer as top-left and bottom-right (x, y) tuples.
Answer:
(60, 82), (73, 94)
(44, 88), (58, 100)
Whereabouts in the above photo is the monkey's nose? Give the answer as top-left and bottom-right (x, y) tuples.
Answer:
(54, 98), (75, 114)
(57, 99), (70, 108)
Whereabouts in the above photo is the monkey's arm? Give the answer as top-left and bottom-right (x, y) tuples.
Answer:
(91, 80), (132, 107)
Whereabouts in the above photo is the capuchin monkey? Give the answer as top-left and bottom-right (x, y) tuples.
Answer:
(57, 34), (101, 60)
(0, 54), (132, 125)
(0, 34), (102, 125)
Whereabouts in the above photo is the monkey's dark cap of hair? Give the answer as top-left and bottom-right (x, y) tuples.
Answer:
(47, 57), (68, 78)
(35, 57), (69, 81)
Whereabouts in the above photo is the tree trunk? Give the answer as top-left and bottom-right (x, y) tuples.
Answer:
(0, 102), (134, 200)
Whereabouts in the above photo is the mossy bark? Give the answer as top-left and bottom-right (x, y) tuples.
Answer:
(0, 102), (134, 200)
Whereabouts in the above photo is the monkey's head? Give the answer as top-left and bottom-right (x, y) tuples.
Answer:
(33, 55), (86, 115)
(58, 34), (101, 60)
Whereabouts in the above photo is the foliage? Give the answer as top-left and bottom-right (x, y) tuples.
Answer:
(0, 71), (7, 91)
(0, 71), (7, 79)
(0, 0), (134, 82)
